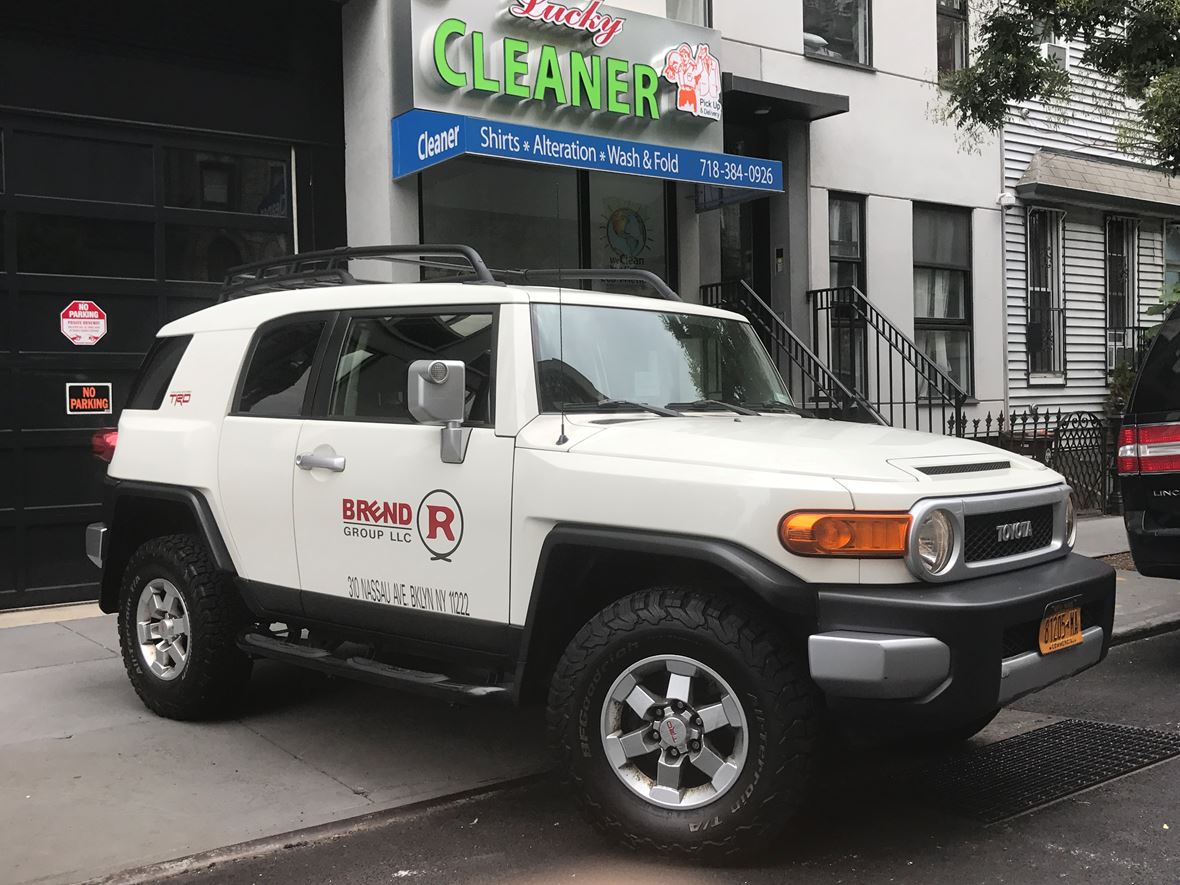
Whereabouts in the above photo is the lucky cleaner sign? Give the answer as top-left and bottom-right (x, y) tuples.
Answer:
(341, 490), (464, 561)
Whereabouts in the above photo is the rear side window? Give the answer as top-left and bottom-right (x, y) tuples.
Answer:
(237, 320), (327, 417)
(1130, 305), (1180, 415)
(126, 336), (192, 410)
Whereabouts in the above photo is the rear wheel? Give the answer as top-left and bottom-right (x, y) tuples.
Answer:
(117, 534), (252, 720)
(548, 588), (817, 857)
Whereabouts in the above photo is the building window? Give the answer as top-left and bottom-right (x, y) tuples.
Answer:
(1026, 208), (1064, 376)
(913, 203), (972, 391)
(1106, 216), (1139, 371)
(1166, 223), (1180, 292)
(936, 0), (969, 75)
(829, 194), (865, 291)
(803, 0), (871, 66)
(666, 0), (711, 26)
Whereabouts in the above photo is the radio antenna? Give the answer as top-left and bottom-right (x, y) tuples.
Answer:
(556, 186), (569, 447)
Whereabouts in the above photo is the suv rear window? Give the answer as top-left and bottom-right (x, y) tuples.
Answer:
(126, 335), (192, 410)
(1129, 305), (1180, 415)
(236, 319), (327, 417)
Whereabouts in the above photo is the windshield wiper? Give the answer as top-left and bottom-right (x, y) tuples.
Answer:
(740, 400), (814, 418)
(560, 400), (681, 417)
(666, 399), (759, 416)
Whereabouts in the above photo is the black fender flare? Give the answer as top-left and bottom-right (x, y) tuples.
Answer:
(99, 480), (237, 613)
(513, 523), (817, 702)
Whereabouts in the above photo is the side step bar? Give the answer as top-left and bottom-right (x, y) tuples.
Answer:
(238, 632), (511, 704)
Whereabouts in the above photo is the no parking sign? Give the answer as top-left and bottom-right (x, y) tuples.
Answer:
(61, 300), (107, 346)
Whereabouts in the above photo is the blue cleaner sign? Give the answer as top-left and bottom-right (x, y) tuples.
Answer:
(392, 108), (782, 192)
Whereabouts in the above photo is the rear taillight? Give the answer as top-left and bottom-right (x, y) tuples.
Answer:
(1118, 423), (1180, 475)
(91, 428), (118, 463)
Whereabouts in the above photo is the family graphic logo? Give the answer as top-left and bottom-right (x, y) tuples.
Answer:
(662, 43), (721, 121)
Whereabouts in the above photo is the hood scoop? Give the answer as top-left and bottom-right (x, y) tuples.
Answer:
(916, 460), (1011, 476)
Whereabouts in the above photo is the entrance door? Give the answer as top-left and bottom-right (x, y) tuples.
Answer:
(292, 307), (514, 634)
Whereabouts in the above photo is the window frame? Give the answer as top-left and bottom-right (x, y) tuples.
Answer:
(803, 0), (874, 68)
(229, 310), (337, 420)
(308, 304), (500, 428)
(912, 202), (974, 394)
(936, 0), (970, 76)
(1105, 214), (1140, 374)
(828, 191), (867, 293)
(666, 0), (712, 26)
(1165, 221), (1180, 291)
(1025, 206), (1066, 379)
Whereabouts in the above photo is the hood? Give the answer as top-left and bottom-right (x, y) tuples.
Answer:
(561, 415), (1049, 484)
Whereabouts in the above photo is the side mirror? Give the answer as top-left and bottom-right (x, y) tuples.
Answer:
(408, 359), (471, 464)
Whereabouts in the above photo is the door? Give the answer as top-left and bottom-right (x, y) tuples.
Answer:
(218, 314), (332, 597)
(292, 307), (514, 633)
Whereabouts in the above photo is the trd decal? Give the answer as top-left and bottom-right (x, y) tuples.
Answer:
(168, 391), (192, 406)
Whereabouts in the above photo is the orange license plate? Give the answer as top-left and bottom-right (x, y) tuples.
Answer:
(1039, 600), (1083, 655)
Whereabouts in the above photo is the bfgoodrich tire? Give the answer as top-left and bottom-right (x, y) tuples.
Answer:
(117, 534), (252, 720)
(548, 588), (817, 858)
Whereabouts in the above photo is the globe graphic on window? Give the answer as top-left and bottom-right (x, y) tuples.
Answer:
(606, 208), (648, 259)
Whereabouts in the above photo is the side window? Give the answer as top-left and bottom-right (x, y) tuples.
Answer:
(330, 312), (495, 425)
(126, 335), (192, 410)
(237, 319), (327, 417)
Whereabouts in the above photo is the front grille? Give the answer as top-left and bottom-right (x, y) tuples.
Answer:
(1001, 601), (1103, 658)
(964, 504), (1054, 563)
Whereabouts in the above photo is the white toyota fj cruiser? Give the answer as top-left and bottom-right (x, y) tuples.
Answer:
(87, 245), (1116, 856)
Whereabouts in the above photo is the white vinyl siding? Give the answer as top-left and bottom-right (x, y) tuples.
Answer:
(1003, 41), (1172, 413)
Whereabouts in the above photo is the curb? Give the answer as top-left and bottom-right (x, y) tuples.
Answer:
(80, 772), (549, 885)
(1111, 616), (1180, 647)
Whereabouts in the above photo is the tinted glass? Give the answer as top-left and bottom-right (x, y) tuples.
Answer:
(127, 336), (192, 411)
(588, 172), (669, 292)
(164, 149), (290, 216)
(803, 0), (869, 64)
(532, 305), (791, 412)
(237, 320), (326, 417)
(9, 132), (153, 204)
(914, 205), (971, 267)
(1130, 304), (1180, 414)
(165, 226), (289, 282)
(17, 214), (154, 278)
(0, 213), (4, 272)
(331, 313), (495, 424)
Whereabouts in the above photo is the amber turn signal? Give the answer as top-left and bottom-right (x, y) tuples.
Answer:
(780, 511), (911, 557)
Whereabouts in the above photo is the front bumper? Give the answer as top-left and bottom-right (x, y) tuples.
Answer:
(806, 553), (1115, 730)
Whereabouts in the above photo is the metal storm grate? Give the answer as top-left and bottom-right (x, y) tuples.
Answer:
(963, 504), (1054, 563)
(921, 719), (1180, 823)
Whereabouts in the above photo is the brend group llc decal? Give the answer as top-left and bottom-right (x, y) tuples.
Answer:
(342, 490), (464, 561)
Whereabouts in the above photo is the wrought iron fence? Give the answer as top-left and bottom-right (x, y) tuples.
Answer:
(947, 409), (1114, 514)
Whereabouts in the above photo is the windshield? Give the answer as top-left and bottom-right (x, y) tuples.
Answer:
(531, 303), (793, 413)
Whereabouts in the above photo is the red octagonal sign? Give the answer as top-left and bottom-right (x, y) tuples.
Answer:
(61, 300), (107, 346)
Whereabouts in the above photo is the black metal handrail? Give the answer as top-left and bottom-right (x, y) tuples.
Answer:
(809, 286), (968, 434)
(1027, 305), (1065, 375)
(701, 281), (885, 424)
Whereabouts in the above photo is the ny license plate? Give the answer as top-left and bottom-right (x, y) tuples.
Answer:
(1039, 597), (1084, 655)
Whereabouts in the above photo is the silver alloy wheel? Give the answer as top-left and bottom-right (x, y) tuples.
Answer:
(600, 654), (749, 810)
(135, 578), (191, 681)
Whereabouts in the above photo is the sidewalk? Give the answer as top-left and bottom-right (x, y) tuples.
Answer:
(0, 616), (546, 885)
(1, 518), (1175, 885)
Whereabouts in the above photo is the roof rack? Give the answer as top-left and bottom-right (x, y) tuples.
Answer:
(218, 244), (682, 303)
(219, 244), (497, 301)
(497, 268), (681, 302)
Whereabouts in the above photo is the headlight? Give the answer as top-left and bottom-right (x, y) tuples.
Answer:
(1065, 494), (1078, 548)
(914, 509), (955, 576)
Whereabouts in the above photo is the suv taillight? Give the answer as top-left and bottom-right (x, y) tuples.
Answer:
(91, 428), (118, 463)
(1118, 423), (1180, 475)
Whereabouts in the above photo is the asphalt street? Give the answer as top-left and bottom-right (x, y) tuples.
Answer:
(160, 631), (1180, 885)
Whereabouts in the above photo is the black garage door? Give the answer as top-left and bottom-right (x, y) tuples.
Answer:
(0, 115), (295, 609)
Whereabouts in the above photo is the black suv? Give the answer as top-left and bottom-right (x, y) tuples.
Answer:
(1120, 302), (1180, 578)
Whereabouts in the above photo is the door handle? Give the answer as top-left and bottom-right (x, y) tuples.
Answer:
(295, 452), (346, 473)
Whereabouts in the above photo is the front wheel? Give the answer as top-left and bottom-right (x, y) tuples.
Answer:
(548, 589), (817, 857)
